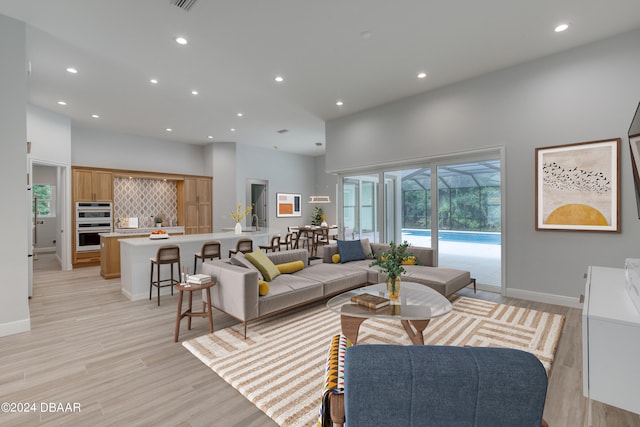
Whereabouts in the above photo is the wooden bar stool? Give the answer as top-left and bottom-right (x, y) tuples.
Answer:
(149, 244), (181, 306)
(193, 240), (221, 274)
(174, 280), (215, 342)
(228, 237), (253, 258)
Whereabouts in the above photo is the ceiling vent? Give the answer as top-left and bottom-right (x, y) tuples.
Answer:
(170, 0), (199, 12)
(277, 129), (289, 134)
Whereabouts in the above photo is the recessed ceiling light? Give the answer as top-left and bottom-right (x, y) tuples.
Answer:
(555, 23), (569, 32)
(66, 67), (78, 74)
(336, 100), (344, 106)
(237, 112), (243, 117)
(150, 78), (159, 84)
(230, 128), (236, 132)
(207, 135), (213, 139)
(191, 90), (199, 95)
(274, 76), (284, 83)
(166, 128), (173, 132)
(91, 114), (99, 118)
(57, 101), (67, 106)
(175, 36), (188, 45)
(417, 72), (427, 79)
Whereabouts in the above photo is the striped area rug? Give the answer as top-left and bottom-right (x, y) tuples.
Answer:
(183, 297), (565, 427)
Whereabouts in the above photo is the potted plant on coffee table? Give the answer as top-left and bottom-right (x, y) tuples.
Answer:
(369, 241), (415, 299)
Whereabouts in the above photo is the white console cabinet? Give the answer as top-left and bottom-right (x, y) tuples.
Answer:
(582, 266), (640, 414)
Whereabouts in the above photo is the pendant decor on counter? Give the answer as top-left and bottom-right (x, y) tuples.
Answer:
(234, 222), (242, 234)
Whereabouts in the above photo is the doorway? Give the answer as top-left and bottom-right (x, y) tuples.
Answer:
(247, 179), (268, 229)
(29, 160), (69, 274)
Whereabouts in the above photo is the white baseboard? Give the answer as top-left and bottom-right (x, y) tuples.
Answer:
(0, 318), (31, 337)
(122, 286), (174, 302)
(506, 288), (583, 309)
(34, 247), (56, 254)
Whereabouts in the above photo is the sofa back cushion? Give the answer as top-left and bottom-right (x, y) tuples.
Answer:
(245, 249), (281, 281)
(266, 248), (309, 266)
(229, 252), (264, 280)
(337, 239), (366, 263)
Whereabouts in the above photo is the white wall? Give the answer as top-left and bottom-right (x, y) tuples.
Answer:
(326, 29), (640, 304)
(314, 155), (338, 226)
(0, 15), (30, 336)
(71, 126), (207, 176)
(27, 104), (73, 269)
(208, 142), (236, 232)
(234, 144), (316, 233)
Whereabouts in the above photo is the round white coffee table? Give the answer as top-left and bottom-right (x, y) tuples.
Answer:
(327, 282), (452, 344)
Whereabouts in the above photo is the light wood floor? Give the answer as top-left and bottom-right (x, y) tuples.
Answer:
(0, 254), (637, 426)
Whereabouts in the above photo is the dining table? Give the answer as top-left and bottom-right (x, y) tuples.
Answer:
(294, 225), (338, 256)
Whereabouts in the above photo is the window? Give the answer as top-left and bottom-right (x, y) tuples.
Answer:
(33, 184), (55, 217)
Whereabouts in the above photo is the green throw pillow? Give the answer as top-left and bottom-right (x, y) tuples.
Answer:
(245, 249), (281, 282)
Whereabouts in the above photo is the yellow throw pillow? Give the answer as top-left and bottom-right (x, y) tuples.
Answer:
(276, 260), (305, 274)
(245, 249), (281, 281)
(258, 280), (270, 296)
(402, 255), (416, 265)
(332, 253), (341, 264)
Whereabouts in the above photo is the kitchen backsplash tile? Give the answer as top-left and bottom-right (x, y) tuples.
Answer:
(113, 177), (177, 228)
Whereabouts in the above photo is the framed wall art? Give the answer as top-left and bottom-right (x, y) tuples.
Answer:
(276, 192), (302, 217)
(535, 138), (621, 232)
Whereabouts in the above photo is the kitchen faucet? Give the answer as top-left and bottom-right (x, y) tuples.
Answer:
(251, 213), (260, 231)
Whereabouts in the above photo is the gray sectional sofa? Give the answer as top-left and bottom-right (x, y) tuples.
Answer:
(201, 239), (472, 337)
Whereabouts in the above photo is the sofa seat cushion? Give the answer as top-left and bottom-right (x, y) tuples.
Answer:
(401, 265), (471, 297)
(258, 274), (323, 316)
(295, 264), (370, 295)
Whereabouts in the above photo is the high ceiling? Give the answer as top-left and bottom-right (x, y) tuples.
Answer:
(2, 1), (640, 156)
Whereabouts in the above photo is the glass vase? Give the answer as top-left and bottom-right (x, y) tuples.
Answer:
(386, 276), (401, 299)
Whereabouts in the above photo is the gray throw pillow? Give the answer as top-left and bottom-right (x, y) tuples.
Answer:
(360, 238), (374, 259)
(229, 252), (264, 280)
(337, 239), (366, 263)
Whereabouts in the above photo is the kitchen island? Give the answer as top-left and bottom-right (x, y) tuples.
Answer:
(100, 227), (185, 279)
(119, 229), (272, 301)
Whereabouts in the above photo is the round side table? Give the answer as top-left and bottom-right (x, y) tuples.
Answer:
(174, 280), (216, 342)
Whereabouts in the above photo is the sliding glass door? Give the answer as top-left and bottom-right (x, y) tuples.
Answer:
(436, 160), (501, 288)
(342, 174), (379, 242)
(341, 154), (502, 291)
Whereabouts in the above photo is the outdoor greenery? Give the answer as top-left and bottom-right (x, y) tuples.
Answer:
(32, 184), (54, 216)
(402, 185), (500, 231)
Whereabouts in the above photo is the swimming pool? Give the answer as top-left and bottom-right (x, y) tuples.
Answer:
(402, 229), (501, 245)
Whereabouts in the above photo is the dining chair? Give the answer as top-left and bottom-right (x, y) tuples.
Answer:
(312, 227), (330, 256)
(259, 234), (281, 252)
(279, 232), (293, 251)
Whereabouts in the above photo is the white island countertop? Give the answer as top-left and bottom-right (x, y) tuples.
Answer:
(119, 229), (274, 301)
(100, 226), (185, 237)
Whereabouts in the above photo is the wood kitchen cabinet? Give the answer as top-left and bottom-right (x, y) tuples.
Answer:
(73, 168), (113, 201)
(178, 177), (212, 234)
